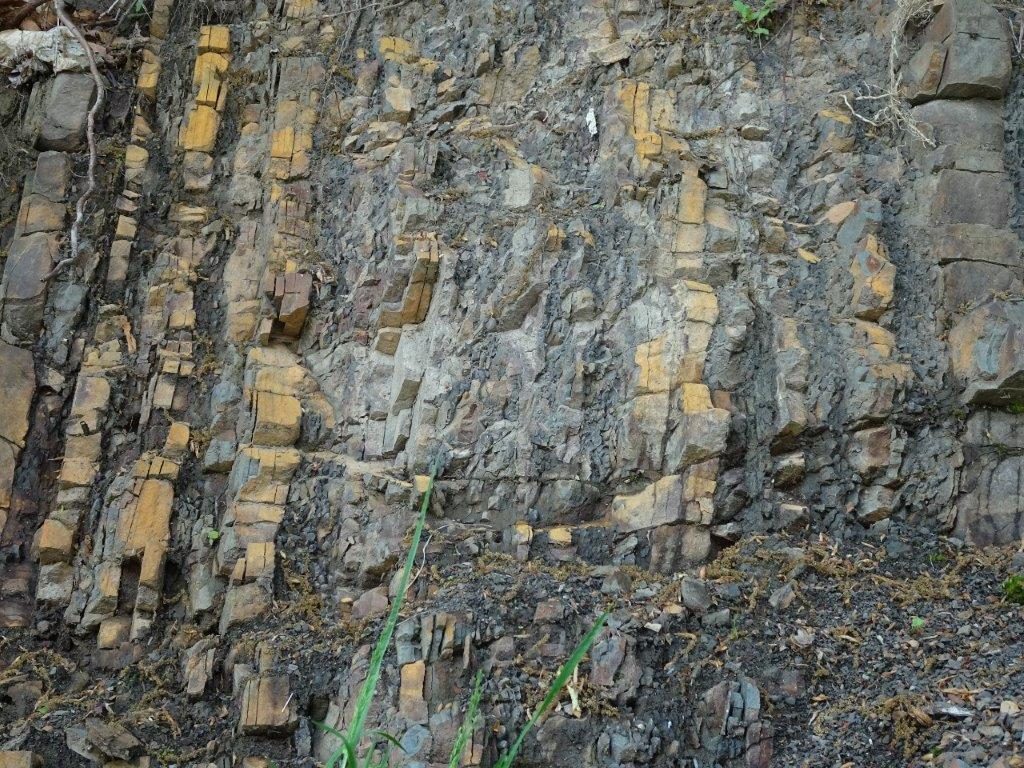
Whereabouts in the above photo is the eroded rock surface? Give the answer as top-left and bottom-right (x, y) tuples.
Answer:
(1, 0), (1024, 764)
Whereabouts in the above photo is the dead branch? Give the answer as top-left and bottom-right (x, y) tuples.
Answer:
(44, 0), (105, 281)
(840, 0), (935, 147)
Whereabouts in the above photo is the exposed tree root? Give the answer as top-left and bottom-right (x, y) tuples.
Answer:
(44, 0), (105, 281)
(841, 0), (935, 146)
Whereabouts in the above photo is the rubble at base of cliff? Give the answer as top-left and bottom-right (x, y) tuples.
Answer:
(2, 525), (1024, 767)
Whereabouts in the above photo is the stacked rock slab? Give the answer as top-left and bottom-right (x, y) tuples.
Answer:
(29, 0), (173, 624)
(74, 25), (240, 654)
(0, 151), (67, 343)
(0, 150), (70, 566)
(317, 611), (482, 763)
(33, 311), (122, 611)
(0, 41), (85, 627)
(104, 1), (172, 291)
(184, 0), (328, 736)
(0, 340), (35, 628)
(905, 0), (1023, 545)
(34, 12), (193, 663)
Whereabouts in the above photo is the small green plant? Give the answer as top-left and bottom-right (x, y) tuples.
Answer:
(448, 670), (483, 768)
(1003, 574), (1024, 604)
(910, 616), (926, 633)
(732, 0), (775, 36)
(1006, 402), (1024, 415)
(204, 528), (220, 546)
(314, 461), (607, 768)
(927, 551), (948, 566)
(493, 615), (606, 768)
(126, 0), (149, 18)
(315, 465), (438, 768)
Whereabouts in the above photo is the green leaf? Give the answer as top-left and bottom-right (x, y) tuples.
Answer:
(732, 0), (753, 19)
(753, 26), (769, 35)
(366, 744), (393, 768)
(1004, 574), (1024, 604)
(448, 670), (484, 768)
(494, 613), (609, 768)
(372, 731), (406, 752)
(314, 720), (346, 738)
(324, 734), (359, 768)
(910, 616), (926, 632)
(313, 720), (358, 768)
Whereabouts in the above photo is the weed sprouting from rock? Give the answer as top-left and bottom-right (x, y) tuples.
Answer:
(315, 463), (607, 767)
(731, 0), (775, 36)
(1003, 574), (1024, 604)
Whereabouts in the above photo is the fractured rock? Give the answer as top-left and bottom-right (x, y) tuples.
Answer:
(0, 341), (34, 449)
(957, 452), (1024, 546)
(1, 232), (58, 341)
(930, 169), (1011, 229)
(35, 519), (73, 564)
(81, 718), (143, 761)
(650, 524), (711, 571)
(399, 660), (428, 723)
(610, 475), (683, 532)
(265, 272), (313, 338)
(665, 383), (730, 470)
(251, 391), (302, 446)
(849, 235), (895, 321)
(697, 677), (773, 768)
(949, 299), (1024, 404)
(30, 72), (96, 151)
(179, 105), (220, 152)
(239, 675), (298, 735)
(383, 85), (413, 123)
(906, 0), (1012, 102)
(911, 99), (1004, 152)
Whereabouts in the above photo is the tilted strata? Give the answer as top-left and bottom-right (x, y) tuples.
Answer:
(0, 0), (1023, 764)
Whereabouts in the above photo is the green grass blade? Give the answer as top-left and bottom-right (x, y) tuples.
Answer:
(314, 720), (346, 739)
(372, 731), (406, 752)
(324, 734), (359, 768)
(448, 670), (484, 768)
(494, 613), (608, 768)
(314, 719), (359, 768)
(366, 744), (392, 768)
(339, 461), (438, 766)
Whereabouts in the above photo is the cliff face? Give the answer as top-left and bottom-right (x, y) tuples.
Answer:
(1, 0), (1023, 765)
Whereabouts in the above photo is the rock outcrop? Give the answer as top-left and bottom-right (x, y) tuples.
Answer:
(0, 0), (1023, 764)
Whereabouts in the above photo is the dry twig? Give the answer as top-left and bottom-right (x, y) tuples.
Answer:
(45, 0), (105, 281)
(841, 0), (935, 146)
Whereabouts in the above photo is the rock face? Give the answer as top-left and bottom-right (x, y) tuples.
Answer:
(0, 0), (1023, 764)
(27, 73), (97, 151)
(0, 330), (35, 562)
(899, 0), (1024, 544)
(905, 0), (1012, 102)
(696, 677), (773, 768)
